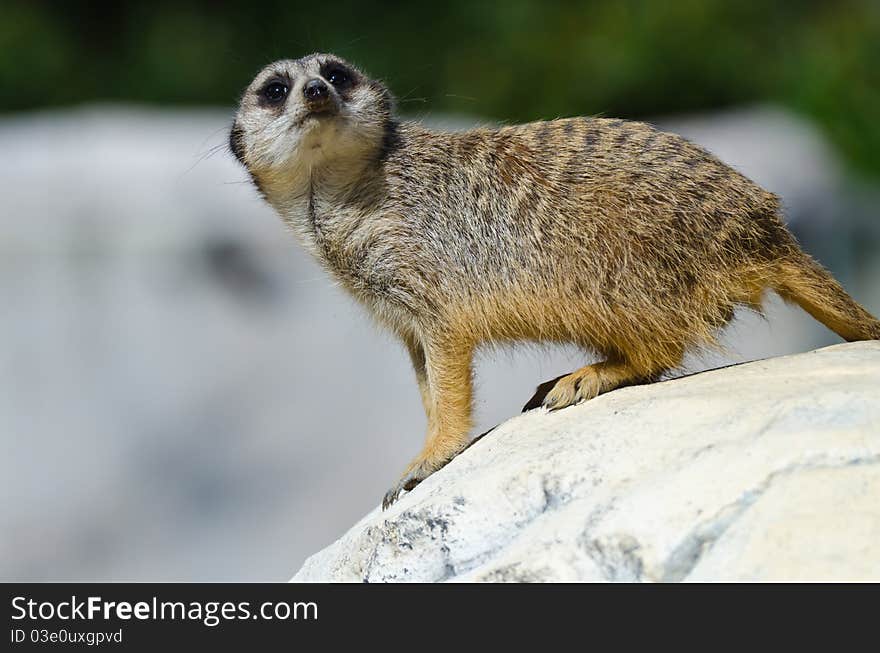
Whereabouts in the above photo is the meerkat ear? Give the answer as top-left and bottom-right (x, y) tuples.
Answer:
(374, 82), (402, 159)
(228, 122), (246, 165)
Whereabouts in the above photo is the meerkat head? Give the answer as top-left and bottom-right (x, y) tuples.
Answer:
(229, 53), (395, 193)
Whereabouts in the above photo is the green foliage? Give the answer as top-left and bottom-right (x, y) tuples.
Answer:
(2, 0), (878, 175)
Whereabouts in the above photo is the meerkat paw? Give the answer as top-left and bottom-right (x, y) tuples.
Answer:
(381, 448), (463, 510)
(381, 459), (438, 510)
(525, 361), (661, 412)
(381, 427), (497, 508)
(540, 367), (605, 411)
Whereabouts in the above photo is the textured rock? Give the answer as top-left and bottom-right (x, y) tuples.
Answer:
(292, 342), (880, 582)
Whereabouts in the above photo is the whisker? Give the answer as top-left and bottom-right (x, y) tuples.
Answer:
(444, 93), (479, 102)
(180, 141), (231, 178)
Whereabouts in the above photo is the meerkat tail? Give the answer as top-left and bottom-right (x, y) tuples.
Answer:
(774, 254), (880, 342)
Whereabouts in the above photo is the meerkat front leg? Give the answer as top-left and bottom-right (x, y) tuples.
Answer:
(382, 336), (474, 509)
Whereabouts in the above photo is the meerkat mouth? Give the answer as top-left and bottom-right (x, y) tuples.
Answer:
(294, 110), (336, 128)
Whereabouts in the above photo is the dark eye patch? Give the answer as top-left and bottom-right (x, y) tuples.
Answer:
(320, 62), (356, 91)
(257, 74), (291, 108)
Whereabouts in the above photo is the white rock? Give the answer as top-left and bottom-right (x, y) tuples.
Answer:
(292, 342), (880, 582)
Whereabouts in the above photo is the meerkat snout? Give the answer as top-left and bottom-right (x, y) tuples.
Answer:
(303, 78), (331, 103)
(300, 78), (339, 128)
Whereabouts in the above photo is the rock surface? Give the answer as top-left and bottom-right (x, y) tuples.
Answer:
(292, 342), (880, 582)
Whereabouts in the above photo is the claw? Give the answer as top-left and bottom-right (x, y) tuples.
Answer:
(526, 369), (604, 412)
(522, 374), (567, 412)
(382, 487), (401, 510)
(381, 467), (427, 510)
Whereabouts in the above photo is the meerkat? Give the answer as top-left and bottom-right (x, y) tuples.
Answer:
(230, 53), (880, 509)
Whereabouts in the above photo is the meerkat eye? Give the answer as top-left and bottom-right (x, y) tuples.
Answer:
(325, 68), (351, 88)
(261, 81), (289, 103)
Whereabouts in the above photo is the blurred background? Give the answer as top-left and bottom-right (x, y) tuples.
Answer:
(1, 0), (878, 581)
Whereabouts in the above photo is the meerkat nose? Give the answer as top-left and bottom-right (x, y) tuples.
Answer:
(303, 79), (330, 101)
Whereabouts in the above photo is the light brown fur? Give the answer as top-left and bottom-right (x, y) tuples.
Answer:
(230, 54), (880, 508)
